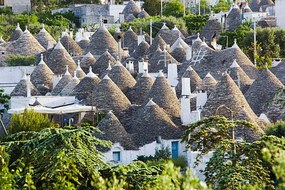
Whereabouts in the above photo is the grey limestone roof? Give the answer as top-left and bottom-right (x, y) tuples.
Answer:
(270, 61), (285, 85)
(147, 34), (169, 57)
(59, 73), (80, 96)
(77, 39), (90, 50)
(92, 50), (116, 78)
(125, 14), (136, 22)
(71, 67), (101, 101)
(189, 40), (258, 80)
(137, 8), (150, 18)
(243, 3), (252, 13)
(80, 52), (96, 73)
(51, 67), (72, 95)
(259, 0), (274, 11)
(9, 23), (23, 41)
(148, 48), (178, 73)
(171, 26), (185, 39)
(10, 75), (40, 96)
(227, 4), (242, 31)
(87, 75), (131, 114)
(157, 24), (179, 46)
(36, 25), (56, 50)
(128, 72), (154, 105)
(7, 29), (45, 56)
(46, 41), (77, 75)
(265, 89), (285, 122)
(131, 40), (150, 59)
(95, 111), (138, 150)
(244, 69), (284, 116)
(60, 34), (83, 56)
(249, 0), (261, 12)
(128, 99), (182, 146)
(170, 43), (186, 63)
(123, 27), (138, 54)
(85, 25), (120, 56)
(195, 73), (217, 95)
(228, 59), (253, 93)
(31, 54), (54, 95)
(201, 73), (264, 126)
(200, 19), (222, 41)
(108, 61), (136, 93)
(176, 66), (202, 97)
(145, 71), (180, 117)
(123, 0), (140, 18)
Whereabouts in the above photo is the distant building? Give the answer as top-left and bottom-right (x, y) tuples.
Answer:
(0, 0), (31, 14)
(275, 0), (285, 28)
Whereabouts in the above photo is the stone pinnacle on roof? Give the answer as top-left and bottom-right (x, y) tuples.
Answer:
(245, 69), (284, 116)
(76, 60), (86, 80)
(131, 40), (150, 59)
(95, 111), (138, 150)
(80, 52), (96, 73)
(46, 40), (77, 75)
(127, 98), (181, 146)
(9, 23), (23, 41)
(59, 71), (80, 96)
(87, 75), (131, 114)
(195, 73), (217, 95)
(147, 34), (169, 56)
(31, 54), (54, 95)
(92, 50), (116, 78)
(145, 70), (180, 117)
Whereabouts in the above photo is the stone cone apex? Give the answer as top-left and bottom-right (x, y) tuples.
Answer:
(9, 23), (23, 41)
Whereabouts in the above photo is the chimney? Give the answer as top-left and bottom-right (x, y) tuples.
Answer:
(137, 35), (145, 45)
(181, 77), (191, 96)
(138, 58), (148, 73)
(180, 96), (191, 125)
(186, 46), (192, 61)
(26, 73), (31, 97)
(196, 91), (207, 110)
(126, 60), (135, 74)
(167, 63), (178, 87)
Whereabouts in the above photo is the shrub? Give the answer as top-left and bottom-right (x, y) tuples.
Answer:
(266, 121), (285, 138)
(6, 55), (36, 66)
(172, 156), (188, 168)
(8, 108), (55, 134)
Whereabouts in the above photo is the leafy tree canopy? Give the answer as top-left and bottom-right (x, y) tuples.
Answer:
(163, 0), (185, 18)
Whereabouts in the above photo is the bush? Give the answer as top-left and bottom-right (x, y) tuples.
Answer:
(172, 156), (188, 168)
(8, 108), (55, 134)
(266, 121), (285, 138)
(6, 55), (36, 66)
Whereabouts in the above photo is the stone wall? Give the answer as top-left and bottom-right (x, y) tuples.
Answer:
(0, 0), (31, 14)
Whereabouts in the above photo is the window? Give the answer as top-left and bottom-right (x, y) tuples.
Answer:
(103, 19), (108, 24)
(113, 151), (121, 162)
(0, 0), (4, 6)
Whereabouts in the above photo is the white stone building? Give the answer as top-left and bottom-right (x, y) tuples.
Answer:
(275, 0), (285, 28)
(0, 0), (31, 14)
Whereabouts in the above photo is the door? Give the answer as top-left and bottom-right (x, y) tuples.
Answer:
(171, 141), (179, 159)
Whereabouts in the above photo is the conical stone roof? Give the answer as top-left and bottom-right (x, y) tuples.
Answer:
(128, 72), (154, 105)
(128, 99), (181, 146)
(170, 43), (186, 63)
(11, 75), (40, 96)
(157, 24), (179, 46)
(148, 48), (178, 72)
(71, 67), (101, 101)
(51, 67), (72, 95)
(265, 88), (285, 121)
(131, 40), (150, 59)
(147, 34), (169, 56)
(75, 60), (86, 80)
(259, 0), (274, 11)
(201, 73), (262, 124)
(88, 75), (131, 114)
(9, 23), (23, 41)
(31, 54), (54, 95)
(176, 66), (202, 97)
(92, 50), (116, 77)
(60, 34), (83, 56)
(249, 0), (261, 12)
(59, 72), (80, 96)
(227, 4), (242, 31)
(80, 52), (96, 73)
(200, 19), (222, 41)
(137, 8), (150, 18)
(108, 61), (136, 93)
(123, 0), (140, 18)
(123, 27), (137, 54)
(78, 39), (90, 50)
(244, 69), (284, 116)
(36, 24), (56, 50)
(195, 73), (217, 94)
(46, 41), (77, 75)
(8, 29), (45, 55)
(85, 25), (120, 56)
(270, 61), (285, 85)
(145, 71), (180, 117)
(96, 111), (138, 150)
(228, 59), (253, 93)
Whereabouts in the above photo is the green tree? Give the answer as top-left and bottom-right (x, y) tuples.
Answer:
(142, 0), (161, 16)
(183, 14), (209, 34)
(8, 109), (55, 134)
(266, 121), (285, 138)
(213, 0), (231, 13)
(0, 88), (10, 113)
(163, 0), (184, 17)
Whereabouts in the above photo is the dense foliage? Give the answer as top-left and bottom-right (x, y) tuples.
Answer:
(0, 88), (10, 113)
(266, 121), (285, 138)
(163, 0), (185, 18)
(6, 55), (36, 67)
(183, 14), (209, 34)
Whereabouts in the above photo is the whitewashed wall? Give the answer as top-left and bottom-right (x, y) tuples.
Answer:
(276, 0), (285, 29)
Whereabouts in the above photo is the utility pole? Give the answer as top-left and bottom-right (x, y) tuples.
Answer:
(253, 21), (257, 66)
(160, 0), (163, 17)
(150, 20), (153, 45)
